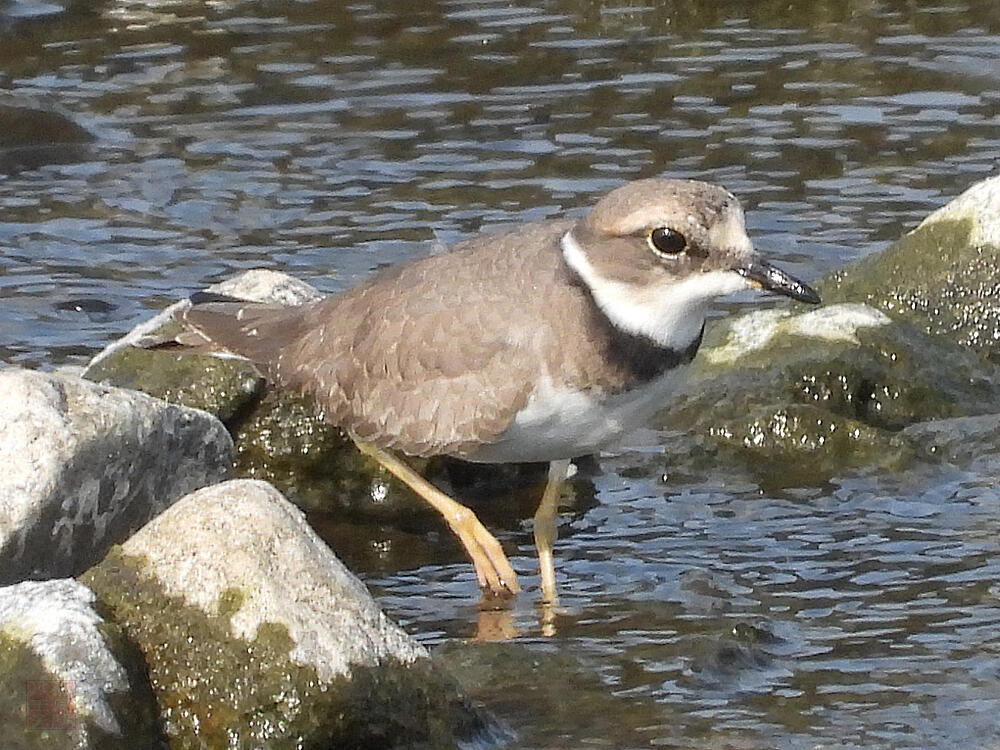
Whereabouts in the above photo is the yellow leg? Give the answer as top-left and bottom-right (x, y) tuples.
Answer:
(535, 459), (570, 607)
(355, 441), (520, 597)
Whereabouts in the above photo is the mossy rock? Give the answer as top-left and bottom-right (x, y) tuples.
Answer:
(82, 548), (489, 750)
(232, 389), (437, 516)
(0, 635), (109, 750)
(0, 580), (162, 750)
(84, 346), (264, 425)
(821, 195), (1000, 363)
(662, 303), (1000, 483)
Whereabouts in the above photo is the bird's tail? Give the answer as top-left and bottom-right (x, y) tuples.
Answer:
(159, 293), (307, 378)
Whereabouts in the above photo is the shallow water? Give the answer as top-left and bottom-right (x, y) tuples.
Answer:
(3, 1), (1000, 747)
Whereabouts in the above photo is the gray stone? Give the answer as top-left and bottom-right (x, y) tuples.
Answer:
(0, 368), (234, 584)
(81, 479), (492, 749)
(208, 267), (324, 307)
(900, 413), (1000, 466)
(0, 579), (160, 750)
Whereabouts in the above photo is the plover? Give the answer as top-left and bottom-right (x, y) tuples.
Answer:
(180, 178), (820, 601)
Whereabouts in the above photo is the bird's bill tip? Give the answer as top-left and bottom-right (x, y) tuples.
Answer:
(737, 259), (821, 305)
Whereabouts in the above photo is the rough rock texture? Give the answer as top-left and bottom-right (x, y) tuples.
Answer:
(81, 479), (491, 749)
(0, 368), (234, 584)
(232, 388), (436, 515)
(821, 174), (1000, 361)
(208, 268), (326, 307)
(0, 579), (161, 750)
(85, 347), (264, 424)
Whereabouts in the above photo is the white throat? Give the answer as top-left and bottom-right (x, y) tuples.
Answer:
(561, 231), (751, 350)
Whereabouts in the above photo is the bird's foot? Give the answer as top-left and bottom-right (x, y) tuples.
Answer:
(447, 505), (520, 597)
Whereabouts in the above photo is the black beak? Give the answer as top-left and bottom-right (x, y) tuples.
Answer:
(738, 259), (821, 305)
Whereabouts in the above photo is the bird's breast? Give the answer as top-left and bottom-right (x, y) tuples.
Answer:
(462, 365), (690, 464)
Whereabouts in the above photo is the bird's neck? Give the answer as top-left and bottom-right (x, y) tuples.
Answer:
(559, 230), (706, 383)
(602, 318), (704, 383)
(560, 229), (709, 348)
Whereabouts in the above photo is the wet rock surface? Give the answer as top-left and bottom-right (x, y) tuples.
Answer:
(81, 479), (493, 749)
(0, 368), (234, 584)
(85, 346), (264, 425)
(0, 101), (93, 172)
(659, 176), (1000, 484)
(821, 175), (1000, 361)
(0, 579), (161, 750)
(231, 387), (433, 515)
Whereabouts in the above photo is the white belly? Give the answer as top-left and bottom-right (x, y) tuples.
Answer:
(465, 365), (690, 463)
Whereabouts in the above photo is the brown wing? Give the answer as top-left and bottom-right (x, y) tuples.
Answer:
(186, 219), (581, 458)
(276, 299), (526, 456)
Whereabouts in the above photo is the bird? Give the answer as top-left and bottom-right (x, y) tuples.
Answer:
(178, 178), (820, 603)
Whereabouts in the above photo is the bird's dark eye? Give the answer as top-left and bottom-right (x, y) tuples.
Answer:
(649, 227), (687, 256)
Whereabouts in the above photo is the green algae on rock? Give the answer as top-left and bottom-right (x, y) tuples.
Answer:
(80, 481), (493, 749)
(233, 389), (434, 516)
(662, 302), (999, 484)
(0, 579), (162, 750)
(84, 346), (264, 425)
(820, 176), (1000, 362)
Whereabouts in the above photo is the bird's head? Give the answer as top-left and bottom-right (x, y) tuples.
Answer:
(562, 178), (820, 350)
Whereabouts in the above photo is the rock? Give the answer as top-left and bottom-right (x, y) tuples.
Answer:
(85, 347), (264, 424)
(208, 268), (325, 307)
(0, 102), (92, 172)
(821, 174), (1000, 361)
(81, 479), (493, 749)
(233, 388), (434, 515)
(0, 579), (160, 750)
(900, 413), (1000, 466)
(657, 175), (1000, 483)
(0, 103), (89, 148)
(661, 303), (988, 483)
(438, 639), (656, 747)
(0, 368), (234, 584)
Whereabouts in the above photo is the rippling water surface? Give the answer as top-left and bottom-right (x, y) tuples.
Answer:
(3, 1), (1000, 748)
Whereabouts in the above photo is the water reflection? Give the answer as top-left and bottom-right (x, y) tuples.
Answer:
(3, 0), (1000, 747)
(373, 451), (1000, 747)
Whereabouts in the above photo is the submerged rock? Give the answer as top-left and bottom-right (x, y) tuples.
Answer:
(0, 102), (93, 172)
(900, 413), (1000, 466)
(0, 368), (233, 584)
(0, 579), (160, 750)
(81, 479), (493, 749)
